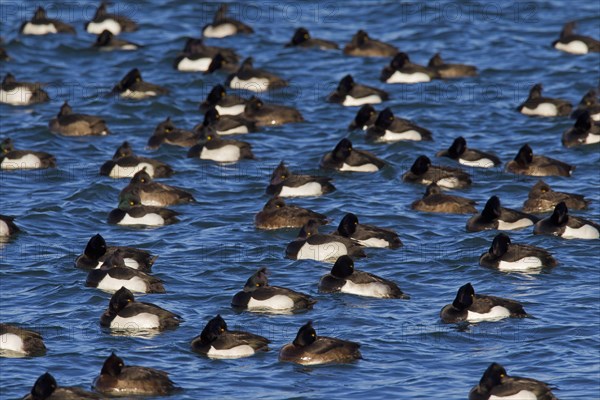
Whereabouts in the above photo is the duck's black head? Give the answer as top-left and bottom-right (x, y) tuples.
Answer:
(529, 83), (543, 99)
(203, 107), (221, 126)
(410, 155), (431, 175)
(200, 314), (227, 343)
(336, 75), (355, 95)
(479, 362), (506, 391)
(452, 283), (475, 310)
(354, 30), (369, 45)
(206, 53), (228, 74)
(291, 27), (310, 45)
(206, 84), (226, 105)
(1, 137), (14, 153)
(374, 107), (395, 129)
(84, 233), (107, 259)
(489, 233), (511, 258)
(101, 352), (124, 377)
(264, 197), (286, 211)
(113, 141), (133, 159)
(550, 201), (569, 226)
(390, 52), (410, 70)
(424, 183), (442, 197)
(293, 320), (317, 347)
(130, 167), (152, 185)
(118, 68), (143, 91)
(337, 213), (359, 237)
(108, 287), (135, 314)
(244, 267), (269, 291)
(447, 137), (467, 158)
(95, 30), (113, 46)
(481, 196), (502, 222)
(331, 255), (354, 279)
(30, 372), (57, 400)
(353, 105), (376, 128)
(269, 161), (290, 185)
(514, 144), (533, 166)
(332, 138), (353, 161)
(298, 219), (321, 239)
(58, 101), (73, 117)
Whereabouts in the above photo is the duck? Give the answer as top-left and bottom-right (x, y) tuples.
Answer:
(196, 107), (257, 136)
(571, 89), (600, 120)
(318, 255), (408, 299)
(328, 74), (389, 106)
(343, 30), (397, 57)
(285, 27), (338, 50)
(285, 219), (366, 261)
(243, 96), (304, 126)
(93, 352), (178, 396)
(202, 4), (254, 38)
(380, 52), (440, 84)
(199, 84), (248, 116)
(0, 324), (46, 357)
(552, 21), (600, 55)
(100, 141), (174, 179)
(279, 321), (361, 365)
(86, 250), (165, 294)
(466, 196), (538, 232)
(348, 105), (378, 131)
(23, 372), (102, 400)
(517, 83), (572, 117)
(225, 57), (288, 93)
(402, 155), (472, 189)
(505, 144), (574, 177)
(533, 202), (599, 239)
(93, 29), (139, 50)
(255, 197), (328, 230)
(523, 180), (589, 213)
(320, 138), (386, 172)
(366, 107), (433, 142)
(1, 73), (50, 106)
(74, 233), (157, 271)
(20, 6), (75, 35)
(0, 214), (19, 236)
(266, 160), (335, 197)
(173, 38), (238, 72)
(191, 314), (270, 359)
(479, 233), (557, 272)
(120, 168), (195, 207)
(332, 213), (402, 249)
(111, 68), (169, 99)
(436, 137), (501, 168)
(562, 110), (600, 147)
(85, 2), (138, 35)
(100, 286), (181, 330)
(440, 283), (528, 324)
(411, 183), (477, 214)
(48, 101), (110, 136)
(231, 267), (316, 312)
(0, 138), (56, 170)
(187, 127), (254, 163)
(147, 117), (197, 149)
(427, 53), (477, 78)
(0, 46), (8, 62)
(108, 191), (180, 226)
(469, 363), (558, 400)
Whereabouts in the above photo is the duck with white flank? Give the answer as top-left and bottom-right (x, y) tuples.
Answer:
(479, 233), (557, 272)
(328, 74), (389, 106)
(320, 138), (386, 172)
(286, 219), (366, 262)
(466, 196), (538, 232)
(319, 256), (408, 299)
(231, 267), (316, 312)
(440, 283), (527, 323)
(402, 155), (472, 189)
(266, 161), (336, 197)
(436, 137), (500, 168)
(533, 202), (599, 239)
(332, 213), (402, 249)
(366, 107), (432, 142)
(380, 52), (440, 84)
(100, 141), (174, 179)
(517, 83), (572, 117)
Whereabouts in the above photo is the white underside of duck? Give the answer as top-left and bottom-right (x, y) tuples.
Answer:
(498, 257), (542, 272)
(110, 313), (160, 330)
(279, 182), (323, 197)
(86, 19), (122, 35)
(467, 306), (510, 322)
(0, 88), (34, 106)
(378, 130), (422, 142)
(120, 88), (157, 99)
(340, 280), (391, 298)
(216, 104), (246, 116)
(1, 153), (43, 169)
(296, 242), (348, 261)
(497, 219), (534, 230)
(229, 76), (270, 93)
(385, 71), (431, 84)
(207, 345), (255, 359)
(339, 163), (379, 172)
(520, 103), (558, 117)
(342, 94), (382, 107)
(96, 275), (148, 293)
(356, 237), (390, 248)
(21, 22), (57, 35)
(554, 40), (589, 54)
(0, 333), (25, 353)
(203, 23), (237, 38)
(247, 295), (294, 310)
(118, 213), (165, 226)
(109, 163), (155, 179)
(563, 225), (599, 239)
(458, 158), (496, 168)
(200, 145), (241, 163)
(176, 57), (213, 72)
(489, 391), (537, 400)
(217, 125), (249, 135)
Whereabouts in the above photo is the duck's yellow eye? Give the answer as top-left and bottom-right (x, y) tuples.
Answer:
(221, 91), (225, 96)
(129, 201), (134, 206)
(220, 327), (225, 332)
(135, 77), (141, 82)
(127, 298), (132, 302)
(281, 175), (286, 179)
(256, 283), (260, 287)
(500, 374), (505, 378)
(541, 187), (547, 193)
(304, 33), (308, 39)
(141, 178), (146, 183)
(165, 128), (171, 132)
(311, 333), (315, 337)
(118, 362), (124, 367)
(207, 135), (212, 141)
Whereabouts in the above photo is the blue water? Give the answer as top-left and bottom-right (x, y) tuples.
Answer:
(1, 0), (599, 398)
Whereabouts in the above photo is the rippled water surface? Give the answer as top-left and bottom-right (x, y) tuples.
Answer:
(1, 1), (599, 399)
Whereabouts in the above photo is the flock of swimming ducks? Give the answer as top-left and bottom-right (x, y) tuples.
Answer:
(1, 3), (599, 399)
